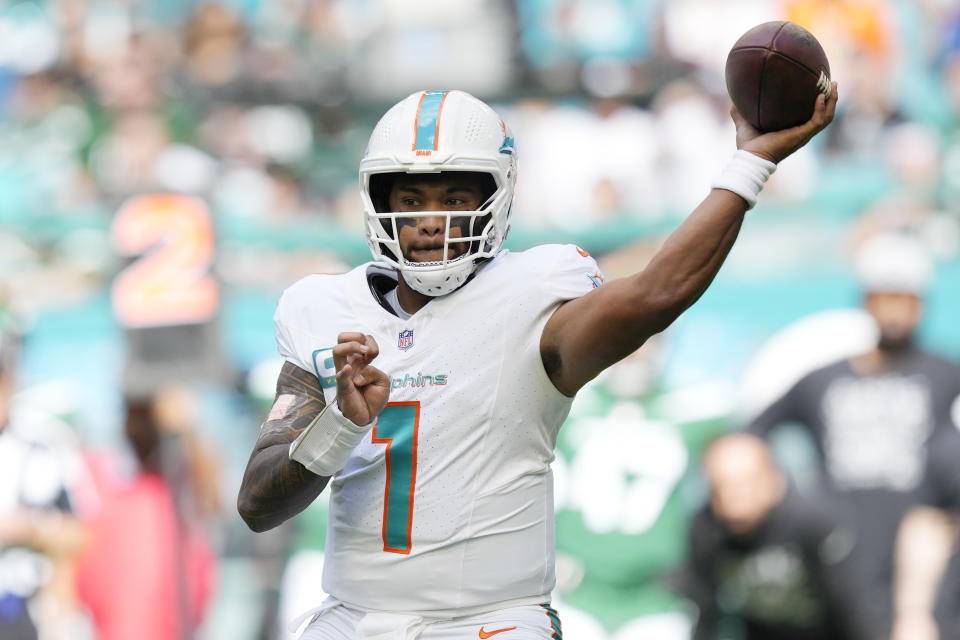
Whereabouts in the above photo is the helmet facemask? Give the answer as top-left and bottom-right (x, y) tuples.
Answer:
(363, 170), (509, 296)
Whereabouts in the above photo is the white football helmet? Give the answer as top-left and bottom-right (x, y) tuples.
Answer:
(359, 90), (517, 296)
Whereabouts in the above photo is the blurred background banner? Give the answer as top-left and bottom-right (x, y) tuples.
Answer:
(0, 1), (958, 639)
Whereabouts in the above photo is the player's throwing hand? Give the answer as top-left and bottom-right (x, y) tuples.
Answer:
(734, 81), (838, 164)
(333, 332), (389, 425)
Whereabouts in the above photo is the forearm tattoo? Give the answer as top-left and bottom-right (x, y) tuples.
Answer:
(238, 361), (331, 530)
(260, 361), (327, 445)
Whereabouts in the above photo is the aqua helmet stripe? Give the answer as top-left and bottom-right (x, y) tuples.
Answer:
(412, 90), (450, 153)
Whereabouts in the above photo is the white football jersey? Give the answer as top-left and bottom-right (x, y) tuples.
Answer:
(274, 244), (603, 617)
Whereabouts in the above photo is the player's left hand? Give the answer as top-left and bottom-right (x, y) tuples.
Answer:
(734, 81), (838, 164)
(333, 332), (390, 426)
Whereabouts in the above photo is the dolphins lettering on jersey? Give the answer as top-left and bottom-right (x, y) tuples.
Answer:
(398, 329), (414, 351)
(390, 371), (448, 390)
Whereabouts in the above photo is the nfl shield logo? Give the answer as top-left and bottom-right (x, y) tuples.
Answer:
(398, 329), (414, 351)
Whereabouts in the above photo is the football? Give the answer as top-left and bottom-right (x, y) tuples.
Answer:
(725, 21), (831, 132)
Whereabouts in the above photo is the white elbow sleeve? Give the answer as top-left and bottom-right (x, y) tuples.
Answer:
(289, 402), (373, 476)
(711, 150), (777, 209)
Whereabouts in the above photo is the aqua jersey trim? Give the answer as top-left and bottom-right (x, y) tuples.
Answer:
(540, 604), (562, 640)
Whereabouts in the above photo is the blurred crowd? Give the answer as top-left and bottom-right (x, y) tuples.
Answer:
(1, 0), (960, 314)
(2, 1), (960, 640)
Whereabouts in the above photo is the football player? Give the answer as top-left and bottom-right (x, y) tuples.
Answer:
(238, 85), (838, 639)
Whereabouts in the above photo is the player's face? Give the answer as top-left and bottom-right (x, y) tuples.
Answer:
(865, 291), (922, 351)
(388, 173), (486, 263)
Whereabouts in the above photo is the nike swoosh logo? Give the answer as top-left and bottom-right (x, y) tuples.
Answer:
(479, 627), (516, 639)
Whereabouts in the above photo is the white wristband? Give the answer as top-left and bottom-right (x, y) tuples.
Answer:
(289, 401), (373, 476)
(711, 150), (777, 210)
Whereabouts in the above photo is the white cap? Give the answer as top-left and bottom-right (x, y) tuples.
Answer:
(855, 233), (933, 295)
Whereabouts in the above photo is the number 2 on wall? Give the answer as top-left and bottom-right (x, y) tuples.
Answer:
(372, 402), (420, 554)
(111, 193), (218, 328)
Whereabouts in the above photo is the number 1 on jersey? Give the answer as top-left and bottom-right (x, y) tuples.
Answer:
(372, 402), (420, 554)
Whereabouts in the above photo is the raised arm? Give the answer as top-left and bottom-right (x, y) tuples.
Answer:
(542, 83), (838, 396)
(238, 361), (331, 532)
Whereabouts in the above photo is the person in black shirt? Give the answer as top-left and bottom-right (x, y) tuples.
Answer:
(747, 234), (960, 639)
(685, 433), (868, 640)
